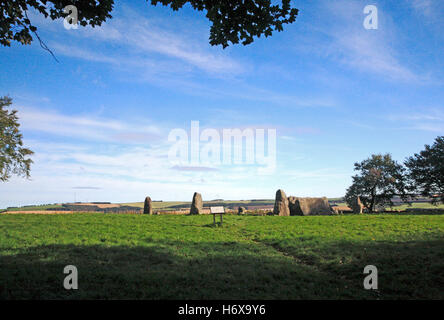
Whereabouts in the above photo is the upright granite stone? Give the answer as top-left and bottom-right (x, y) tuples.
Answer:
(287, 196), (298, 215)
(143, 196), (153, 215)
(273, 189), (290, 216)
(350, 196), (364, 214)
(287, 197), (332, 216)
(190, 192), (203, 215)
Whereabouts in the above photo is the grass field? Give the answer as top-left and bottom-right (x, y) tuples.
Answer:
(386, 202), (444, 211)
(0, 213), (443, 299)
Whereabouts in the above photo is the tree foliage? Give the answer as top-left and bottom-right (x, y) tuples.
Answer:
(0, 96), (34, 182)
(0, 0), (114, 46)
(345, 154), (407, 212)
(405, 136), (444, 203)
(0, 0), (298, 48)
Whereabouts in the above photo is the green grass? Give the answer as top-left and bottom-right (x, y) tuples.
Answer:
(0, 213), (443, 299)
(386, 202), (444, 211)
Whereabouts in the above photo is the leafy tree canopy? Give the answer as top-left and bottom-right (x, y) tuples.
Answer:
(405, 136), (444, 203)
(0, 96), (34, 182)
(0, 0), (299, 48)
(345, 154), (407, 212)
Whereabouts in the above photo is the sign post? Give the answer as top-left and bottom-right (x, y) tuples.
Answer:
(210, 206), (225, 226)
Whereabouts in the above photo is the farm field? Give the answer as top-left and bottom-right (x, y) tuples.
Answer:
(121, 199), (275, 211)
(0, 213), (443, 299)
(2, 200), (275, 212)
(123, 200), (444, 211)
(4, 200), (444, 214)
(3, 204), (64, 212)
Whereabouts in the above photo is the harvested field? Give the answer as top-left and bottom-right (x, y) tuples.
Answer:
(2, 211), (78, 215)
(66, 203), (121, 209)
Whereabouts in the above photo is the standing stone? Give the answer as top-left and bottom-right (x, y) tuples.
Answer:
(190, 192), (203, 215)
(143, 196), (153, 215)
(238, 206), (246, 215)
(273, 189), (290, 216)
(350, 196), (364, 214)
(288, 196), (298, 215)
(288, 197), (332, 216)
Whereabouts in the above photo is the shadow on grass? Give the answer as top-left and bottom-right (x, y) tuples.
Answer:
(341, 209), (444, 216)
(401, 208), (444, 215)
(0, 239), (443, 300)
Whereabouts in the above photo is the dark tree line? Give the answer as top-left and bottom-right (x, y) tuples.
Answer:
(405, 136), (444, 203)
(346, 136), (444, 212)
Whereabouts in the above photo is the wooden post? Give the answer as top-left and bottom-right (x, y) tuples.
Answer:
(210, 206), (225, 227)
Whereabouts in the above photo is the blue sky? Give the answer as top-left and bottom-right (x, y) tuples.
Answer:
(1, 0), (443, 207)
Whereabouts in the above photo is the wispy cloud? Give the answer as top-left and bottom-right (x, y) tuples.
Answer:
(387, 108), (444, 132)
(51, 44), (121, 65)
(35, 6), (342, 108)
(286, 168), (349, 180)
(410, 0), (433, 16)
(331, 31), (417, 81)
(73, 186), (102, 190)
(296, 0), (422, 82)
(171, 165), (219, 172)
(52, 9), (244, 76)
(17, 106), (163, 144)
(409, 123), (444, 133)
(387, 111), (444, 122)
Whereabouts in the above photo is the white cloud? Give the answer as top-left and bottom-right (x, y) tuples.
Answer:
(17, 106), (163, 143)
(387, 110), (444, 122)
(409, 124), (444, 132)
(295, 0), (422, 82)
(1, 105), (291, 207)
(387, 108), (444, 132)
(0, 140), (281, 208)
(51, 44), (121, 65)
(127, 19), (242, 74)
(410, 0), (433, 16)
(53, 9), (244, 76)
(33, 6), (342, 108)
(286, 168), (349, 180)
(331, 31), (417, 81)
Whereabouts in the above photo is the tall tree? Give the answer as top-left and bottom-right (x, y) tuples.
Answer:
(1, 0), (298, 49)
(345, 154), (407, 212)
(0, 96), (34, 182)
(405, 136), (444, 203)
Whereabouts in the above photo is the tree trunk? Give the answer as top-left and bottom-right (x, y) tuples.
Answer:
(370, 187), (376, 212)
